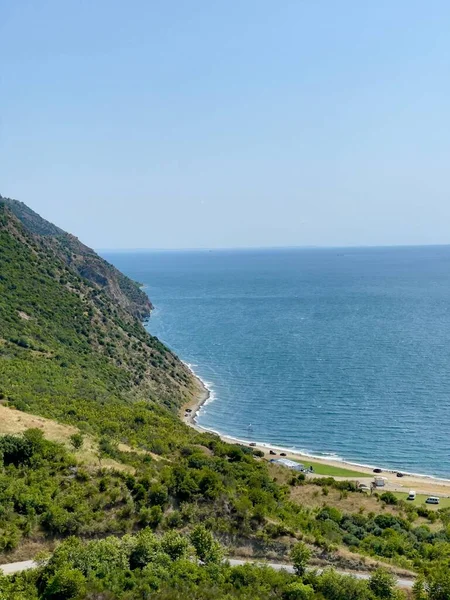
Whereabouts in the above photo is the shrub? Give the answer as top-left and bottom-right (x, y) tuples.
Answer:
(380, 492), (398, 506)
(69, 433), (83, 451)
(190, 525), (223, 564)
(290, 541), (311, 576)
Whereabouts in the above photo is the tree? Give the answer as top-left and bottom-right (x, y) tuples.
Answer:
(149, 483), (168, 507)
(69, 434), (83, 451)
(129, 529), (160, 569)
(283, 581), (315, 599)
(161, 531), (190, 560)
(190, 525), (223, 564)
(290, 542), (311, 576)
(316, 569), (373, 600)
(369, 568), (397, 599)
(412, 576), (427, 600)
(42, 567), (86, 599)
(425, 565), (450, 600)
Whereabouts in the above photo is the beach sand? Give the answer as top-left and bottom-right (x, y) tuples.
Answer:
(181, 376), (450, 499)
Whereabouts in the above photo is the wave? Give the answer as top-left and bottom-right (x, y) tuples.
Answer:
(182, 361), (216, 415)
(181, 362), (450, 483)
(188, 366), (449, 482)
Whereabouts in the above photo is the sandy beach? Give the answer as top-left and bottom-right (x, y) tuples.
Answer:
(181, 375), (450, 499)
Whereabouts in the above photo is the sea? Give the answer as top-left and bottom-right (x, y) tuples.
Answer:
(102, 247), (450, 479)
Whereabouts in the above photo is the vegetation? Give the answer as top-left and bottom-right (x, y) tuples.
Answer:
(0, 198), (450, 597)
(290, 541), (311, 575)
(0, 195), (152, 319)
(0, 532), (408, 600)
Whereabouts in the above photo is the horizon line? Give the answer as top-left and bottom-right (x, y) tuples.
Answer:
(97, 242), (450, 253)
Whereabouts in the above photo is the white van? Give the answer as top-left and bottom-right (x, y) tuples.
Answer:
(407, 490), (416, 501)
(425, 496), (440, 505)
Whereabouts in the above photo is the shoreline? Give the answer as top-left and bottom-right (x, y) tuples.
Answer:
(181, 365), (450, 497)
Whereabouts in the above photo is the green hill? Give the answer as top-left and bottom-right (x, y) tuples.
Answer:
(0, 198), (449, 599)
(0, 195), (152, 320)
(0, 199), (194, 415)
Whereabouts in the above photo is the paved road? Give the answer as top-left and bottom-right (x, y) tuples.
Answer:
(227, 559), (414, 589)
(0, 560), (36, 575)
(1, 557), (414, 590)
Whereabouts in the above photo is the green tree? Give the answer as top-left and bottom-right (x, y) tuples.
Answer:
(190, 525), (223, 564)
(161, 531), (190, 560)
(426, 565), (450, 600)
(290, 542), (311, 576)
(283, 581), (315, 599)
(149, 483), (169, 507)
(316, 569), (374, 600)
(69, 434), (83, 451)
(42, 567), (86, 600)
(129, 529), (160, 570)
(369, 568), (397, 599)
(412, 575), (427, 600)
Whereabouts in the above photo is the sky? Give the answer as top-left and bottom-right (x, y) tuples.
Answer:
(2, 1), (450, 250)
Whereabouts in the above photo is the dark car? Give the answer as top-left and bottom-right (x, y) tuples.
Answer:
(280, 452), (287, 457)
(373, 468), (382, 473)
(269, 450), (277, 456)
(396, 472), (404, 478)
(249, 442), (256, 447)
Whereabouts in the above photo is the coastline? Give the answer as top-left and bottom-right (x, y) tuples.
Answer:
(181, 365), (450, 498)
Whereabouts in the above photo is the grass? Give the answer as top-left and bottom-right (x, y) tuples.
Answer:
(289, 483), (398, 515)
(291, 458), (369, 478)
(393, 492), (450, 510)
(0, 404), (131, 471)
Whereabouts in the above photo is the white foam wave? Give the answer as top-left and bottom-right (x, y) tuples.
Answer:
(182, 361), (217, 418)
(181, 362), (450, 483)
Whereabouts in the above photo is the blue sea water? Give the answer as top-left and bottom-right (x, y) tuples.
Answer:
(103, 247), (450, 478)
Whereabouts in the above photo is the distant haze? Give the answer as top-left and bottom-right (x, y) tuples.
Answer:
(2, 1), (450, 249)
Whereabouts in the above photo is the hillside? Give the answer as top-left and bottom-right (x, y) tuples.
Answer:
(0, 200), (195, 416)
(0, 199), (449, 599)
(0, 195), (152, 320)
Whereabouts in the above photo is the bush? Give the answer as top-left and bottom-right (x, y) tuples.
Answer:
(380, 492), (398, 506)
(190, 525), (223, 564)
(283, 581), (315, 599)
(69, 433), (83, 451)
(290, 541), (311, 576)
(42, 567), (86, 599)
(369, 568), (397, 599)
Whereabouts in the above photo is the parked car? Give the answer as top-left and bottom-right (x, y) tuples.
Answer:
(373, 468), (382, 473)
(269, 450), (277, 455)
(249, 443), (256, 447)
(280, 452), (287, 457)
(396, 472), (404, 478)
(426, 496), (440, 505)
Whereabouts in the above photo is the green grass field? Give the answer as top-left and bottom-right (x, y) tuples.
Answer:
(394, 492), (450, 509)
(291, 459), (368, 478)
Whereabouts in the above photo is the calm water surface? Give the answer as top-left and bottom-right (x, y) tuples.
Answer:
(103, 247), (450, 478)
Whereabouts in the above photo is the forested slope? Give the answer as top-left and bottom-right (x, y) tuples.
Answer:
(0, 195), (152, 319)
(0, 201), (194, 416)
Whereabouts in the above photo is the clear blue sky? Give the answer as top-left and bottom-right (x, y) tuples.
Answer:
(2, 1), (450, 249)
